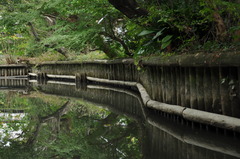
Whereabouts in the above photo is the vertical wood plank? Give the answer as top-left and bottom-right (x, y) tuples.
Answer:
(196, 68), (205, 110)
(203, 67), (213, 112)
(219, 67), (232, 115)
(190, 67), (198, 109)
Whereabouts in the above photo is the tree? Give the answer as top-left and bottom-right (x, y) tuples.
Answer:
(1, 0), (136, 58)
(109, 0), (240, 54)
(108, 0), (148, 19)
(1, 0), (239, 60)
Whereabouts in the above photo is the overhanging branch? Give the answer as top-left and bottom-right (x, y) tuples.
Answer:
(100, 32), (132, 56)
(108, 0), (148, 19)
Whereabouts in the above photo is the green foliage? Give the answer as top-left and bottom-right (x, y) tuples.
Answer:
(0, 0), (119, 58)
(1, 0), (240, 60)
(126, 0), (240, 56)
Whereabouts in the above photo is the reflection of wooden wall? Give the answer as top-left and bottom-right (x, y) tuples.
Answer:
(144, 123), (239, 159)
(0, 79), (29, 87)
(35, 83), (144, 120)
(34, 55), (240, 118)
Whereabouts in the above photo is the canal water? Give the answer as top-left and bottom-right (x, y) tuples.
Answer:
(0, 79), (239, 159)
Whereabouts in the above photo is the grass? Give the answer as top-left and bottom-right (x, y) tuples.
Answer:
(0, 50), (109, 65)
(69, 50), (109, 62)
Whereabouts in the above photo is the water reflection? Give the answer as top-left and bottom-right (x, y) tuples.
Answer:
(0, 82), (142, 158)
(0, 79), (239, 159)
(145, 114), (240, 159)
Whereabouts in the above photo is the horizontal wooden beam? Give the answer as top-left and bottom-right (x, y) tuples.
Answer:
(36, 52), (240, 67)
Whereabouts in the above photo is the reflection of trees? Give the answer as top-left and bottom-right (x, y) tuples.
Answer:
(0, 91), (28, 112)
(79, 112), (141, 159)
(37, 110), (141, 159)
(0, 93), (142, 159)
(27, 100), (70, 145)
(0, 100), (72, 158)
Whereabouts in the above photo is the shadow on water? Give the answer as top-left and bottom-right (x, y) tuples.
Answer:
(0, 79), (240, 159)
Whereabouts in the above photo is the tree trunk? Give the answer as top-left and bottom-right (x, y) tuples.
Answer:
(213, 11), (227, 41)
(100, 32), (132, 56)
(108, 0), (148, 19)
(27, 22), (40, 42)
(205, 0), (227, 41)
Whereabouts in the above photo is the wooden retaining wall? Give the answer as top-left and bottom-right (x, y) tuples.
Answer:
(33, 52), (240, 118)
(0, 64), (29, 77)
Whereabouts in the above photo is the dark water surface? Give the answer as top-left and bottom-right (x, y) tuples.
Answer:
(0, 79), (239, 159)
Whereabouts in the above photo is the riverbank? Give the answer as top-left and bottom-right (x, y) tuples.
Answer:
(1, 51), (240, 132)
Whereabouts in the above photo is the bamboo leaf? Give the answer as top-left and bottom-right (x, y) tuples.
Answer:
(162, 35), (173, 43)
(138, 30), (155, 36)
(152, 28), (165, 40)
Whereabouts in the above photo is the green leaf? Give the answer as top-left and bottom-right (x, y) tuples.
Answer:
(162, 35), (173, 43)
(138, 30), (155, 36)
(161, 35), (173, 49)
(161, 40), (172, 50)
(152, 28), (165, 40)
(143, 40), (153, 46)
(137, 49), (145, 55)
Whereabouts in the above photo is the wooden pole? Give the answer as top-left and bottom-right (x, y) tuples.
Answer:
(196, 68), (204, 110)
(219, 67), (232, 115)
(211, 67), (221, 114)
(190, 68), (198, 109)
(203, 68), (213, 112)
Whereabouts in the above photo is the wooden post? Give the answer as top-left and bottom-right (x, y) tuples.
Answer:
(156, 66), (163, 102)
(238, 67), (240, 117)
(8, 68), (10, 76)
(229, 67), (240, 118)
(10, 68), (12, 76)
(16, 68), (18, 76)
(203, 68), (213, 112)
(4, 69), (7, 77)
(22, 68), (26, 75)
(185, 67), (191, 107)
(37, 73), (44, 84)
(211, 67), (221, 114)
(157, 67), (164, 102)
(166, 67), (172, 103)
(13, 68), (15, 76)
(154, 66), (160, 101)
(0, 69), (2, 76)
(75, 73), (87, 90)
(13, 79), (16, 86)
(219, 67), (232, 115)
(42, 73), (48, 84)
(196, 68), (204, 110)
(180, 67), (186, 107)
(171, 67), (177, 104)
(161, 67), (166, 103)
(19, 68), (22, 76)
(190, 67), (198, 109)
(176, 67), (181, 105)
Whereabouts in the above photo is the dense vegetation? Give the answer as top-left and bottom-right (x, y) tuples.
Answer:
(0, 0), (240, 62)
